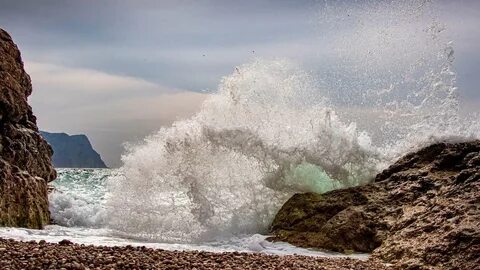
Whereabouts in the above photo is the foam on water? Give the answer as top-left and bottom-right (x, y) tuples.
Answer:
(4, 168), (368, 257)
(49, 169), (111, 228)
(0, 225), (367, 259)
(7, 166), (368, 257)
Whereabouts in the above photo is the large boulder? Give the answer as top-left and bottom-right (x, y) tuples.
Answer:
(0, 29), (56, 228)
(269, 141), (480, 269)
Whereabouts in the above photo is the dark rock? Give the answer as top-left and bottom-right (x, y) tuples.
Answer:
(0, 28), (56, 228)
(269, 185), (388, 253)
(58, 239), (73, 246)
(269, 141), (480, 270)
(40, 131), (107, 168)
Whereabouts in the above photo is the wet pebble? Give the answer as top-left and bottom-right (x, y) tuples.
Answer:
(0, 238), (388, 269)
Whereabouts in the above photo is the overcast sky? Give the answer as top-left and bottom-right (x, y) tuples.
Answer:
(1, 0), (479, 167)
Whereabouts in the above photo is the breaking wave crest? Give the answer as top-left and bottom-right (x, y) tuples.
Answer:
(104, 0), (479, 243)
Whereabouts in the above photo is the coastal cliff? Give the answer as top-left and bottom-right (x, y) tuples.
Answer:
(41, 131), (107, 168)
(0, 29), (56, 228)
(270, 141), (480, 269)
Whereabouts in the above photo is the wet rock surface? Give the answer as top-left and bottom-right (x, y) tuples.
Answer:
(270, 141), (480, 270)
(0, 238), (388, 270)
(0, 28), (56, 228)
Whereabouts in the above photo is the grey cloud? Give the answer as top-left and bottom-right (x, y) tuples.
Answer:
(27, 61), (207, 167)
(0, 0), (479, 166)
(0, 0), (318, 89)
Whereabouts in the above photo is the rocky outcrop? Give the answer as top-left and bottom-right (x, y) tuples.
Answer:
(41, 131), (107, 168)
(0, 29), (56, 228)
(269, 141), (480, 269)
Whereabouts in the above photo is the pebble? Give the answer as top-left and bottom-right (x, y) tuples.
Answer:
(0, 237), (388, 269)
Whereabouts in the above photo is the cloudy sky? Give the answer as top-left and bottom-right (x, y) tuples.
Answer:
(1, 0), (479, 167)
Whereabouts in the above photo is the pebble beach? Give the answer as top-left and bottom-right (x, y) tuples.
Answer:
(0, 238), (389, 270)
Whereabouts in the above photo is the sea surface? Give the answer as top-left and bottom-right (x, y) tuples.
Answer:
(0, 169), (367, 259)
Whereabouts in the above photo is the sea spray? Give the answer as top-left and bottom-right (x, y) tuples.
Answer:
(106, 59), (379, 242)
(315, 0), (478, 153)
(105, 0), (479, 243)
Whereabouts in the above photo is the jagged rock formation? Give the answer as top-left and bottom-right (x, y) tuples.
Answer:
(0, 29), (56, 228)
(270, 141), (480, 270)
(41, 131), (107, 168)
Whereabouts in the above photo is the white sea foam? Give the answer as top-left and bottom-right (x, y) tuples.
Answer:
(104, 0), (479, 244)
(0, 225), (368, 259)
(49, 169), (111, 228)
(106, 59), (384, 243)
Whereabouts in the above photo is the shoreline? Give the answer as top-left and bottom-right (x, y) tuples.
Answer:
(0, 237), (388, 269)
(0, 225), (370, 259)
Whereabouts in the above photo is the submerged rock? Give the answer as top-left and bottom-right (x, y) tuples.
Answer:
(269, 141), (480, 269)
(0, 28), (56, 228)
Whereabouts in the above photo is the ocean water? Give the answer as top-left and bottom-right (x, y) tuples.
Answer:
(0, 168), (367, 258)
(1, 0), (479, 258)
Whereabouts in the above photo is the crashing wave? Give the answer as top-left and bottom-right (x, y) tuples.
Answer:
(104, 0), (479, 243)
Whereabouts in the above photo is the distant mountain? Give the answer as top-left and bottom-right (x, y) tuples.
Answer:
(40, 131), (107, 168)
